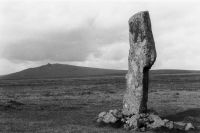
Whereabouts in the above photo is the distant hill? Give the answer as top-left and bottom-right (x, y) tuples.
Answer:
(1, 63), (200, 80)
(150, 69), (200, 75)
(0, 63), (127, 80)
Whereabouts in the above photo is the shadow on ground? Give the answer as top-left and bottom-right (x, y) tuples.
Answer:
(165, 108), (200, 122)
(152, 108), (200, 133)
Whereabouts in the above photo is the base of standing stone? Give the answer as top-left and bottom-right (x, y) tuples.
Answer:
(96, 109), (195, 131)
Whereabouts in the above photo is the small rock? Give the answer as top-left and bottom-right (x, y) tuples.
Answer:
(185, 123), (194, 131)
(109, 109), (117, 114)
(163, 119), (169, 123)
(164, 121), (173, 129)
(97, 112), (107, 123)
(97, 111), (118, 124)
(103, 113), (118, 123)
(126, 114), (140, 129)
(173, 122), (186, 130)
(110, 109), (123, 118)
(148, 114), (165, 129)
(98, 111), (106, 118)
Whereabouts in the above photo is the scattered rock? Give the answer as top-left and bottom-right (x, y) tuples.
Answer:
(104, 113), (118, 123)
(97, 112), (106, 123)
(185, 123), (194, 131)
(164, 121), (174, 129)
(97, 110), (195, 131)
(98, 111), (106, 118)
(126, 114), (140, 130)
(97, 110), (118, 124)
(110, 109), (123, 118)
(147, 114), (165, 129)
(173, 122), (186, 130)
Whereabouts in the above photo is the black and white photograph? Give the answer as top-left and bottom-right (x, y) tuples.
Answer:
(0, 0), (200, 132)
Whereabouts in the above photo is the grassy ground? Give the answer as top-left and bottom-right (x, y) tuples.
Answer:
(0, 74), (200, 133)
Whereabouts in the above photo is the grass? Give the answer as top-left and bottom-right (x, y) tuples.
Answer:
(0, 73), (200, 132)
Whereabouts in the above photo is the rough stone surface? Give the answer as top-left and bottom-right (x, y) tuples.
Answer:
(123, 11), (157, 115)
(104, 113), (117, 123)
(164, 120), (174, 129)
(110, 109), (123, 118)
(125, 114), (140, 130)
(98, 111), (106, 118)
(97, 110), (119, 124)
(173, 122), (186, 130)
(97, 111), (195, 131)
(185, 123), (195, 131)
(147, 114), (165, 129)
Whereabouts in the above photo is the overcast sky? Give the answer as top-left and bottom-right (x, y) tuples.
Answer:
(0, 0), (200, 75)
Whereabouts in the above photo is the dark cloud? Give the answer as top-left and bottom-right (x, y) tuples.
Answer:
(2, 21), (127, 62)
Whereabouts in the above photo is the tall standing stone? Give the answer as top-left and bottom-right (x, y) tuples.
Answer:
(123, 11), (157, 115)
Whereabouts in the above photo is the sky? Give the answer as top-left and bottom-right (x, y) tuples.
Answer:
(0, 0), (200, 75)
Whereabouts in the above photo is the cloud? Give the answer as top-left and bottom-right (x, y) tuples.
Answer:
(1, 20), (127, 62)
(1, 1), (200, 75)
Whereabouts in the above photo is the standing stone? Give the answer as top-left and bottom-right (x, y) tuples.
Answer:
(123, 11), (157, 115)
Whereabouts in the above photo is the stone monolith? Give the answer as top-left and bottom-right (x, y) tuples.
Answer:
(123, 11), (157, 115)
